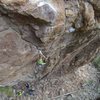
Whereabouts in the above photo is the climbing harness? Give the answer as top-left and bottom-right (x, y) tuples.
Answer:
(36, 50), (47, 66)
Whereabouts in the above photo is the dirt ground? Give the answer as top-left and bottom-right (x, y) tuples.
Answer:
(0, 63), (99, 100)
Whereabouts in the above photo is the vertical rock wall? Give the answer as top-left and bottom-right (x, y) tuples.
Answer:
(0, 0), (99, 86)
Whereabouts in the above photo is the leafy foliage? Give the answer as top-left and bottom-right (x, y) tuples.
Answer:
(0, 86), (13, 97)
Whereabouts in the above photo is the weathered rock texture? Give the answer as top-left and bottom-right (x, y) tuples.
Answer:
(0, 0), (99, 87)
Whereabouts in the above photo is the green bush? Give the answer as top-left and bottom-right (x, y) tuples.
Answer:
(93, 55), (100, 70)
(0, 86), (13, 97)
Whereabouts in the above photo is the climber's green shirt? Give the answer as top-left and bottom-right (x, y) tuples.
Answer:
(37, 58), (46, 65)
(17, 91), (23, 96)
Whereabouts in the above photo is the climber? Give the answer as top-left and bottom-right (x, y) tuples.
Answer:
(37, 50), (46, 66)
(37, 58), (46, 65)
(17, 91), (23, 96)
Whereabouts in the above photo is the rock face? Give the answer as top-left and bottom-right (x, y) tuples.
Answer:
(0, 18), (39, 85)
(0, 0), (99, 87)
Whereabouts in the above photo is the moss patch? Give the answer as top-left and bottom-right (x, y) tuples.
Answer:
(93, 55), (100, 70)
(0, 86), (13, 97)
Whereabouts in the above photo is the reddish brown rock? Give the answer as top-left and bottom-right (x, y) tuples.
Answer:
(0, 0), (99, 86)
(0, 27), (38, 85)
